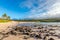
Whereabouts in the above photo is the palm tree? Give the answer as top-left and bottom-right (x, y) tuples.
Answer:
(2, 13), (7, 17)
(2, 13), (7, 19)
(2, 13), (10, 20)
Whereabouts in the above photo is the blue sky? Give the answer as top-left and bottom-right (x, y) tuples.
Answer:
(0, 0), (60, 19)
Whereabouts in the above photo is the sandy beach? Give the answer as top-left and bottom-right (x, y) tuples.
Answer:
(0, 21), (19, 32)
(0, 22), (60, 40)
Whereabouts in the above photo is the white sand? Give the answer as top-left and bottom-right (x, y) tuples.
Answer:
(0, 21), (19, 32)
(0, 22), (60, 40)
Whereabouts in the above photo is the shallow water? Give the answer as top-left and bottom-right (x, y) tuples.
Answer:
(39, 22), (60, 25)
(17, 22), (60, 27)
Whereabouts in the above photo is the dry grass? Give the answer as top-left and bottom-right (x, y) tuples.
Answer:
(0, 20), (11, 23)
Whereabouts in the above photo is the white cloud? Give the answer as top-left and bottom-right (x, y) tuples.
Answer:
(41, 2), (60, 19)
(19, 0), (60, 19)
(26, 0), (60, 19)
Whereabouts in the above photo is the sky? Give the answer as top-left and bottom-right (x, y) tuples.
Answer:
(0, 0), (60, 19)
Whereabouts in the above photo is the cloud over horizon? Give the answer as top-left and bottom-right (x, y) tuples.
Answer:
(0, 0), (60, 19)
(20, 0), (60, 19)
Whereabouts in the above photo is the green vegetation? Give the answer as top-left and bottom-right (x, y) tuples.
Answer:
(2, 13), (10, 20)
(12, 19), (41, 22)
(39, 18), (60, 22)
(0, 13), (11, 23)
(13, 18), (60, 22)
(0, 20), (11, 23)
(0, 13), (60, 22)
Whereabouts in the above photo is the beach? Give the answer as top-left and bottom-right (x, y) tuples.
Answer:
(0, 22), (60, 40)
(0, 21), (19, 32)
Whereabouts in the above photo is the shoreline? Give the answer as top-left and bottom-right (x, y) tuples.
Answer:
(0, 21), (60, 40)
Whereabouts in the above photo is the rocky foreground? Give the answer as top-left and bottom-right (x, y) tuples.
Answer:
(0, 22), (60, 40)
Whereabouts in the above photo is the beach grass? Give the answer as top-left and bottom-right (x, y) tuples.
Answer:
(0, 19), (11, 23)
